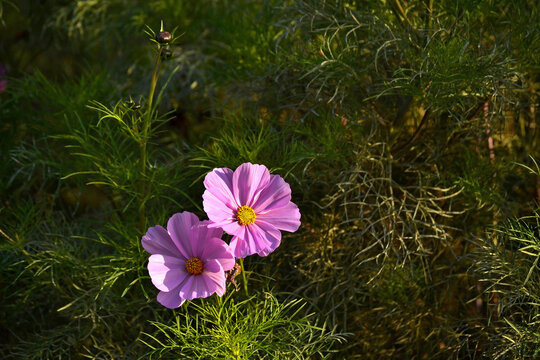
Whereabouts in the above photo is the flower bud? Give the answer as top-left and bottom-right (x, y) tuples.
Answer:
(156, 31), (172, 44)
(161, 49), (173, 59)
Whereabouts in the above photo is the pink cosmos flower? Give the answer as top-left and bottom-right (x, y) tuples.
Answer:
(141, 211), (235, 308)
(202, 162), (301, 258)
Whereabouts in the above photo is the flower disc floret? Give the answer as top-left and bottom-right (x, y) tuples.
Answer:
(236, 205), (256, 225)
(185, 257), (203, 275)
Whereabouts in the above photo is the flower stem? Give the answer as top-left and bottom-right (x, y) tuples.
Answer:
(215, 292), (222, 307)
(138, 47), (163, 234)
(239, 258), (248, 296)
(146, 48), (163, 117)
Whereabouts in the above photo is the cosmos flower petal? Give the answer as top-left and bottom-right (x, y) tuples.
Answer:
(157, 288), (186, 309)
(200, 237), (235, 271)
(202, 259), (226, 296)
(229, 223), (281, 258)
(252, 174), (292, 212)
(202, 191), (236, 226)
(188, 220), (224, 259)
(206, 218), (235, 229)
(167, 212), (199, 259)
(253, 221), (282, 256)
(177, 276), (195, 300)
(229, 235), (246, 259)
(203, 167), (237, 209)
(148, 254), (189, 292)
(232, 163), (271, 207)
(180, 275), (212, 300)
(193, 276), (211, 299)
(257, 247), (273, 257)
(198, 220), (224, 241)
(206, 217), (244, 237)
(257, 202), (301, 232)
(220, 220), (244, 236)
(141, 225), (182, 258)
(246, 225), (267, 251)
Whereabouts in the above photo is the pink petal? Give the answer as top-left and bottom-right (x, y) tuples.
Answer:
(257, 201), (301, 232)
(199, 220), (224, 239)
(189, 220), (223, 258)
(203, 167), (238, 210)
(202, 259), (226, 297)
(178, 276), (195, 300)
(252, 174), (292, 212)
(202, 190), (236, 226)
(230, 229), (261, 258)
(229, 236), (248, 259)
(252, 220), (282, 256)
(258, 247), (273, 257)
(167, 212), (200, 259)
(220, 221), (244, 237)
(191, 276), (210, 299)
(207, 218), (244, 238)
(157, 288), (186, 308)
(148, 254), (188, 292)
(229, 222), (281, 258)
(141, 225), (182, 258)
(232, 163), (271, 207)
(206, 217), (235, 229)
(200, 237), (235, 271)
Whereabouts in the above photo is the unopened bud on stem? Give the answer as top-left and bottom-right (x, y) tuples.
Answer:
(161, 49), (172, 59)
(156, 31), (172, 44)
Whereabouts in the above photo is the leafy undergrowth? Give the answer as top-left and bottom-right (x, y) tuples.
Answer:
(0, 0), (539, 359)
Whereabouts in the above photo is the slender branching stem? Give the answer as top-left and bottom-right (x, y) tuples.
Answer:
(0, 227), (15, 243)
(147, 48), (163, 118)
(138, 47), (163, 233)
(239, 258), (248, 296)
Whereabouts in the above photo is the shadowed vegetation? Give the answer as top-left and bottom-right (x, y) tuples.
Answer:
(0, 0), (538, 358)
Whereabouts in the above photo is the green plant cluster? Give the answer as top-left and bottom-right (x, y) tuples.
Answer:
(0, 0), (539, 359)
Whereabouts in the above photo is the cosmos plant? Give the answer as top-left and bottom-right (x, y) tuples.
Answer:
(142, 163), (301, 307)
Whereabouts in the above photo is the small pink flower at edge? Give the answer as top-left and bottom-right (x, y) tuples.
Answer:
(141, 211), (235, 309)
(202, 162), (301, 258)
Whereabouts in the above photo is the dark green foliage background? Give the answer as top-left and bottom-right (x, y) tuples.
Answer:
(0, 0), (539, 359)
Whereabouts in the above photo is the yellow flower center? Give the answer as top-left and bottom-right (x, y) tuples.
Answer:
(185, 257), (203, 275)
(236, 205), (257, 225)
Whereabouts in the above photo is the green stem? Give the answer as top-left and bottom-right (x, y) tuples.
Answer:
(215, 292), (223, 309)
(146, 48), (163, 117)
(138, 47), (163, 234)
(239, 258), (248, 296)
(392, 0), (412, 28)
(427, 0), (433, 29)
